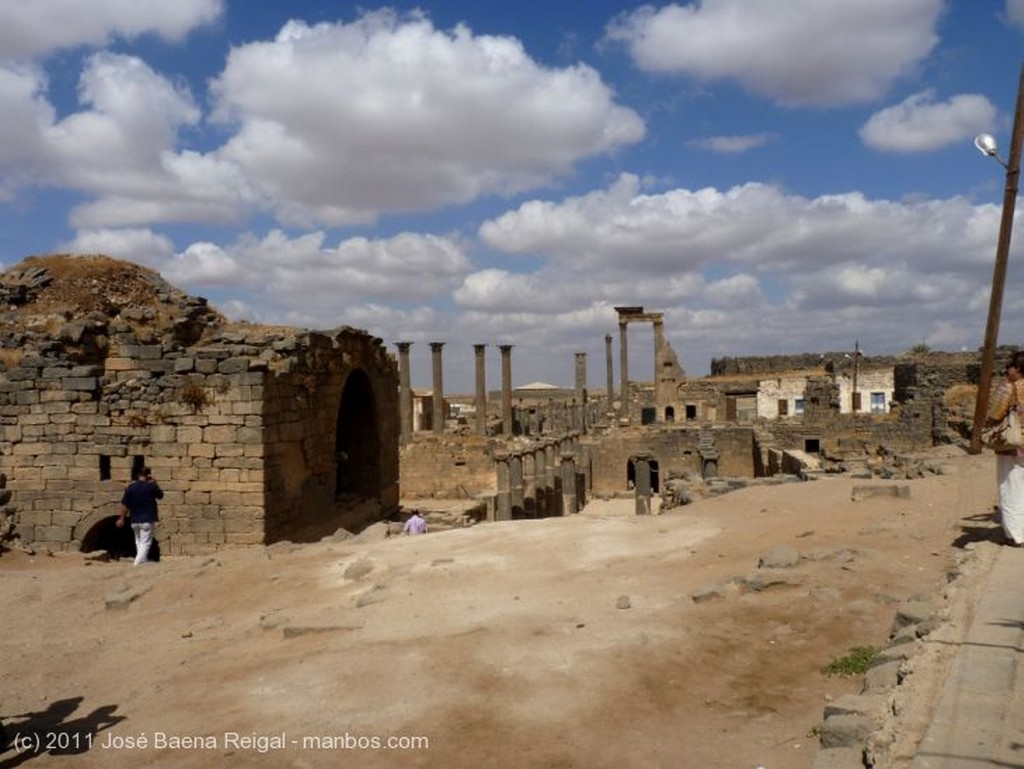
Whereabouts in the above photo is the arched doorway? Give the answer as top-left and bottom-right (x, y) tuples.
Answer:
(335, 369), (381, 500)
(665, 406), (675, 422)
(626, 458), (660, 493)
(80, 515), (139, 560)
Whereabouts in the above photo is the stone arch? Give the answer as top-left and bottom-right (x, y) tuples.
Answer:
(335, 368), (381, 499)
(76, 502), (135, 558)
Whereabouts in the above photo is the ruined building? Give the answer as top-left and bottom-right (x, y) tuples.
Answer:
(0, 255), (399, 554)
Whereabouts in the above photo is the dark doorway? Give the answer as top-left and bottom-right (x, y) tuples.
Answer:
(335, 369), (381, 499)
(804, 437), (821, 454)
(665, 406), (675, 422)
(626, 458), (660, 492)
(685, 404), (697, 420)
(640, 407), (656, 425)
(80, 516), (136, 560)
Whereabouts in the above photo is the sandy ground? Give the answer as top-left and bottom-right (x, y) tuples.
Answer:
(0, 447), (1003, 769)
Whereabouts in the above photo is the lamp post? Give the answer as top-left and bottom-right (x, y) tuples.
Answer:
(851, 339), (861, 413)
(969, 63), (1024, 455)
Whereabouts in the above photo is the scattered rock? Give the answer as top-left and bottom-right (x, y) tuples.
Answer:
(353, 522), (391, 543)
(322, 528), (353, 543)
(862, 660), (901, 692)
(692, 585), (724, 603)
(355, 585), (389, 608)
(104, 583), (150, 610)
(741, 570), (804, 593)
(265, 541), (301, 558)
(818, 713), (876, 748)
(892, 598), (935, 630)
(282, 625), (362, 639)
(82, 550), (110, 562)
(616, 595), (632, 610)
(757, 545), (800, 569)
(851, 485), (911, 502)
(343, 560), (375, 581)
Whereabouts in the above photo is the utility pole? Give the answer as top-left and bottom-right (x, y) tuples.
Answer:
(851, 339), (860, 414)
(970, 63), (1024, 454)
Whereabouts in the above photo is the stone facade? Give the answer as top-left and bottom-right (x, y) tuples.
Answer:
(588, 426), (755, 495)
(0, 255), (399, 554)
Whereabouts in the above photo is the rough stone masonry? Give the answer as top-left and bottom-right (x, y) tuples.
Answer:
(0, 255), (399, 555)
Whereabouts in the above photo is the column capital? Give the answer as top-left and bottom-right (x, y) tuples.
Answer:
(499, 344), (514, 353)
(429, 341), (445, 351)
(473, 343), (487, 353)
(395, 340), (413, 352)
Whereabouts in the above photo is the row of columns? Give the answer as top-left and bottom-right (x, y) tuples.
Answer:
(492, 433), (587, 521)
(400, 309), (661, 442)
(396, 342), (601, 442)
(397, 341), (515, 442)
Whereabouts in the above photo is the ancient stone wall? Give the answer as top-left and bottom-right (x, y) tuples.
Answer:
(589, 426), (755, 494)
(0, 256), (399, 554)
(399, 435), (496, 498)
(261, 329), (399, 543)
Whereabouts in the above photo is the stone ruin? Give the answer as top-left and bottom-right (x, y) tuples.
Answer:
(0, 255), (399, 555)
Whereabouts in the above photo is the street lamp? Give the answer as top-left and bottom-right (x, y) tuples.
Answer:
(969, 64), (1024, 454)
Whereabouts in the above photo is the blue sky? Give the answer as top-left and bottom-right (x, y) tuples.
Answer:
(2, 0), (1024, 391)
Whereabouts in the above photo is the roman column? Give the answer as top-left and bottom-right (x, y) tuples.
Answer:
(396, 341), (413, 444)
(473, 344), (487, 436)
(429, 342), (445, 435)
(500, 344), (513, 436)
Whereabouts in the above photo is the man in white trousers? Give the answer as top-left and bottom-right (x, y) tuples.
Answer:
(116, 466), (164, 565)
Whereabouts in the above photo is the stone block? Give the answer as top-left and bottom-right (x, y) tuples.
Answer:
(204, 425), (238, 443)
(41, 465), (68, 480)
(862, 660), (901, 692)
(218, 357), (250, 374)
(818, 714), (874, 748)
(177, 425), (203, 444)
(188, 443), (216, 459)
(51, 510), (85, 528)
(151, 425), (177, 443)
(851, 485), (910, 502)
(810, 748), (865, 769)
(62, 377), (98, 391)
(103, 357), (137, 372)
(37, 524), (73, 542)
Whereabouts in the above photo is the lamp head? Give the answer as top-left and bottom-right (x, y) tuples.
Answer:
(975, 133), (999, 157)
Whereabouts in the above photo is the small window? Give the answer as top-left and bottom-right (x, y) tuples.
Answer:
(778, 399), (788, 416)
(99, 455), (111, 481)
(131, 455), (145, 479)
(794, 399), (806, 415)
(685, 405), (697, 420)
(665, 406), (675, 422)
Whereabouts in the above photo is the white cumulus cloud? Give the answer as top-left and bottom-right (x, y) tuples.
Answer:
(606, 0), (944, 106)
(0, 0), (222, 59)
(859, 90), (998, 152)
(210, 11), (645, 226)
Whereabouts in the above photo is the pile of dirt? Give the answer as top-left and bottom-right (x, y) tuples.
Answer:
(0, 254), (224, 339)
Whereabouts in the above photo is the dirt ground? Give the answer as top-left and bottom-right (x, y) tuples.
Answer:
(0, 446), (1003, 769)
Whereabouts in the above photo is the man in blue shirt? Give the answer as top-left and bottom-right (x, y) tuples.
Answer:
(116, 467), (163, 565)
